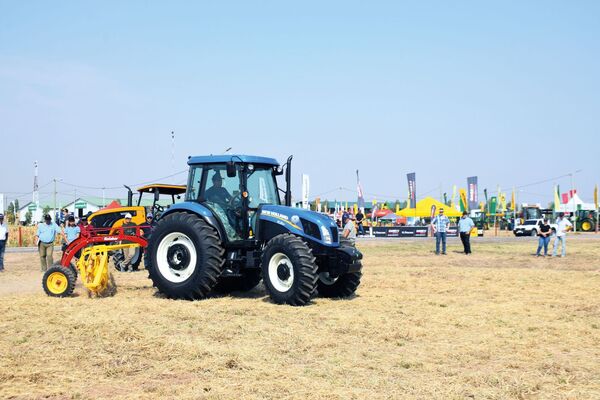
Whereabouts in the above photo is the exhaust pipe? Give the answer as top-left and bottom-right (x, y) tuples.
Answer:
(285, 156), (293, 207)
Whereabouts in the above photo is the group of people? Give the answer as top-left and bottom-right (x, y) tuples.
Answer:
(430, 208), (574, 257)
(534, 213), (572, 257)
(431, 208), (476, 255)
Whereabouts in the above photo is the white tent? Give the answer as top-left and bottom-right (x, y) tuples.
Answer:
(557, 193), (595, 212)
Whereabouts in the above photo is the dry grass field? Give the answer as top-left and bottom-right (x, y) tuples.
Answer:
(1, 236), (599, 399)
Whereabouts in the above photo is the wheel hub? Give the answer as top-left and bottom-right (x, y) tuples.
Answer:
(277, 263), (291, 281)
(167, 244), (190, 270)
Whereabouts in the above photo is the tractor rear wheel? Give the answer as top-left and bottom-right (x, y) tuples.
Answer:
(213, 269), (262, 293)
(317, 269), (362, 298)
(580, 219), (593, 232)
(261, 234), (318, 306)
(43, 265), (76, 297)
(145, 212), (224, 300)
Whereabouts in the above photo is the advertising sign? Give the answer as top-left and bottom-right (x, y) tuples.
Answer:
(467, 176), (478, 210)
(369, 226), (458, 238)
(459, 188), (468, 212)
(407, 172), (416, 208)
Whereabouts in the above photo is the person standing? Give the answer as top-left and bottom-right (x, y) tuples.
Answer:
(431, 208), (450, 255)
(342, 213), (357, 246)
(355, 209), (365, 236)
(35, 214), (62, 271)
(536, 218), (552, 257)
(457, 211), (475, 255)
(63, 216), (81, 245)
(140, 213), (155, 238)
(121, 213), (138, 271)
(552, 212), (572, 257)
(0, 214), (8, 272)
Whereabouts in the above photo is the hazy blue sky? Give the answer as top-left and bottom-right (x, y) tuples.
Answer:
(1, 1), (598, 207)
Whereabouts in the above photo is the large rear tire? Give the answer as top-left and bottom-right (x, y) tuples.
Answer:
(580, 219), (593, 232)
(317, 269), (362, 298)
(145, 213), (224, 300)
(213, 269), (262, 293)
(261, 234), (318, 306)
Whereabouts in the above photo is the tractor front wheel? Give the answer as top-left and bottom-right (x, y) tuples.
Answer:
(262, 234), (318, 306)
(317, 269), (362, 298)
(43, 265), (76, 297)
(145, 213), (224, 300)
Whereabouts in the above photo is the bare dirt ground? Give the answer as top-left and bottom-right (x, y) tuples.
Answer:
(1, 236), (599, 399)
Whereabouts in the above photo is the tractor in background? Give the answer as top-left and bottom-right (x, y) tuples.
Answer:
(87, 183), (186, 271)
(145, 155), (363, 306)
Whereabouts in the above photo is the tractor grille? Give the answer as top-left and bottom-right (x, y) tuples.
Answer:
(331, 227), (339, 243)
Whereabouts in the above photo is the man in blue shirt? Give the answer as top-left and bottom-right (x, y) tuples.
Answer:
(35, 214), (62, 271)
(431, 208), (450, 255)
(458, 211), (475, 255)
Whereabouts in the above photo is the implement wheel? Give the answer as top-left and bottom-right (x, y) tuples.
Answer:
(262, 234), (318, 306)
(145, 212), (225, 300)
(43, 265), (76, 297)
(318, 269), (362, 298)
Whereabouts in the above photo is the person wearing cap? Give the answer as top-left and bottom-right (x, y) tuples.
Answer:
(0, 213), (8, 272)
(205, 172), (232, 205)
(120, 213), (138, 271)
(458, 211), (475, 255)
(431, 208), (450, 255)
(35, 214), (62, 271)
(140, 213), (154, 238)
(342, 213), (357, 246)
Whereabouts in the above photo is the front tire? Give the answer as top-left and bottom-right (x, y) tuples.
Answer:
(145, 213), (225, 300)
(262, 234), (318, 306)
(317, 269), (362, 298)
(530, 229), (537, 237)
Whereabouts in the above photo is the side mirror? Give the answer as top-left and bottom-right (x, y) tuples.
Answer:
(226, 162), (236, 178)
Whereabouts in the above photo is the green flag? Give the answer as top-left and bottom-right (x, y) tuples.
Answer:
(490, 197), (498, 215)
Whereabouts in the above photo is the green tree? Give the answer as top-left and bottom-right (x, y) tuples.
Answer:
(6, 202), (15, 224)
(25, 211), (32, 225)
(42, 205), (51, 218)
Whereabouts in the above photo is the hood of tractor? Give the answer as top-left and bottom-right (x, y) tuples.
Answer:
(259, 205), (339, 246)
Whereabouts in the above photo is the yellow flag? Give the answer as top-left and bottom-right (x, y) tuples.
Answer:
(594, 185), (598, 209)
(554, 185), (560, 212)
(459, 188), (468, 212)
(511, 189), (516, 211)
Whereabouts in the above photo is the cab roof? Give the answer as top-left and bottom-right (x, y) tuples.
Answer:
(187, 155), (279, 166)
(137, 184), (187, 195)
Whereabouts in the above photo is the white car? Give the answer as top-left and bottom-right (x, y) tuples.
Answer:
(513, 219), (557, 237)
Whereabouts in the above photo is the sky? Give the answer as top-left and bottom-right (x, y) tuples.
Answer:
(1, 1), (599, 208)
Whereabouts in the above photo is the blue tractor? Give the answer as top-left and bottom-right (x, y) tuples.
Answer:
(145, 155), (363, 306)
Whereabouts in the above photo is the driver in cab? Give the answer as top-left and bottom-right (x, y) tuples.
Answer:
(205, 173), (231, 205)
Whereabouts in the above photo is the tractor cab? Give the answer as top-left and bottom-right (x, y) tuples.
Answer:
(184, 155), (289, 242)
(134, 184), (187, 219)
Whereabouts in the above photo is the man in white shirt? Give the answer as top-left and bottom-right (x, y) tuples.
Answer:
(342, 214), (357, 246)
(0, 214), (8, 272)
(552, 212), (573, 257)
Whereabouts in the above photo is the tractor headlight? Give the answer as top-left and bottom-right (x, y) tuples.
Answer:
(320, 225), (332, 244)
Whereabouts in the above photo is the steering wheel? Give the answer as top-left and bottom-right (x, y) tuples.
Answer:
(228, 192), (243, 210)
(152, 204), (164, 218)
